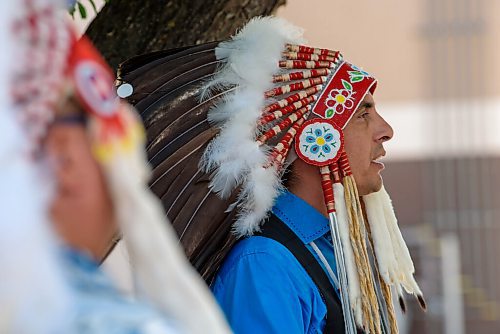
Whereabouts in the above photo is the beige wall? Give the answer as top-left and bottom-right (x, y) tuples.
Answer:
(485, 0), (500, 97)
(278, 0), (500, 102)
(277, 0), (425, 102)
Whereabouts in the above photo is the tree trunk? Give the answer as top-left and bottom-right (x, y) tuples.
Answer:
(85, 0), (286, 70)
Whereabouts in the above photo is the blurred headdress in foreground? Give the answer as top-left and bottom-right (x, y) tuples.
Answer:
(0, 1), (74, 332)
(0, 1), (230, 333)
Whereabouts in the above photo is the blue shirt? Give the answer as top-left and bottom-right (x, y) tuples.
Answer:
(212, 191), (339, 334)
(62, 248), (180, 334)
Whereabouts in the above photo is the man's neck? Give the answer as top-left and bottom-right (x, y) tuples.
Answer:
(288, 160), (328, 217)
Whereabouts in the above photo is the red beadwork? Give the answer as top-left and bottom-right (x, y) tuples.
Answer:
(286, 44), (340, 58)
(330, 162), (342, 183)
(257, 106), (310, 144)
(278, 60), (334, 69)
(265, 115), (307, 169)
(263, 86), (321, 114)
(320, 166), (336, 214)
(338, 150), (352, 176)
(283, 52), (337, 62)
(259, 95), (316, 126)
(272, 69), (329, 83)
(264, 77), (324, 98)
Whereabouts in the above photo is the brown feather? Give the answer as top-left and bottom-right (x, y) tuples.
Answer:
(119, 43), (238, 282)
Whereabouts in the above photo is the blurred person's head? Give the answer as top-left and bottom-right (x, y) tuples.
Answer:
(45, 97), (117, 260)
(36, 35), (134, 261)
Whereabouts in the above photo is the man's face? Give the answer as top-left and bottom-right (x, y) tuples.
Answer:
(342, 93), (393, 196)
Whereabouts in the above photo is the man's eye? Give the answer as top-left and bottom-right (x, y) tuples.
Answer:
(359, 112), (370, 119)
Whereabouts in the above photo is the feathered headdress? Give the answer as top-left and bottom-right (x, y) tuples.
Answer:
(1, 1), (231, 333)
(118, 16), (425, 334)
(1, 1), (74, 333)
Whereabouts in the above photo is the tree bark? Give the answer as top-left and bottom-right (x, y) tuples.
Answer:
(86, 0), (286, 70)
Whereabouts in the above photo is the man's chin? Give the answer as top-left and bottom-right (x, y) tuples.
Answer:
(357, 177), (383, 196)
(372, 181), (383, 193)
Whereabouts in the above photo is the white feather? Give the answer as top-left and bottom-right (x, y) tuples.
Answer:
(334, 183), (363, 327)
(213, 16), (305, 90)
(101, 107), (232, 334)
(363, 189), (398, 284)
(0, 118), (74, 334)
(200, 89), (266, 198)
(0, 2), (74, 334)
(233, 166), (283, 236)
(200, 17), (307, 235)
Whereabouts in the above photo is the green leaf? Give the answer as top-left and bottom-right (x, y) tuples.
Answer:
(351, 76), (363, 83)
(326, 109), (334, 118)
(342, 79), (352, 91)
(88, 0), (98, 13)
(77, 2), (87, 19)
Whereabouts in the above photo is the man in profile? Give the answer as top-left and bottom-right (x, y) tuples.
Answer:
(194, 17), (425, 333)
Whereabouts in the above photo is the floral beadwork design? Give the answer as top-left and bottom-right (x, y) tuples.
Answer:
(311, 61), (377, 127)
(307, 127), (335, 154)
(324, 79), (356, 118)
(296, 118), (343, 166)
(348, 64), (372, 83)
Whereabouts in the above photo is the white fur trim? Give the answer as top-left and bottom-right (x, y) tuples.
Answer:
(363, 185), (423, 299)
(363, 188), (398, 284)
(380, 186), (423, 296)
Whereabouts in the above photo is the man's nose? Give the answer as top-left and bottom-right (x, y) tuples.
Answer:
(375, 112), (393, 143)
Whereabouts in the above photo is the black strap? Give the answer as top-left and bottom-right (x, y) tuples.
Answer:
(255, 214), (344, 333)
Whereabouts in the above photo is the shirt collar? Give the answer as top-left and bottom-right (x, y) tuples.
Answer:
(62, 246), (100, 273)
(271, 190), (330, 244)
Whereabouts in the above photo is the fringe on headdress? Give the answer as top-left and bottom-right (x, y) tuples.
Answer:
(363, 185), (427, 311)
(341, 164), (381, 332)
